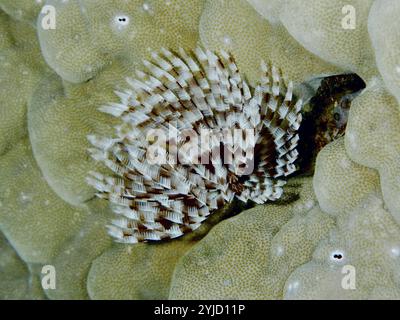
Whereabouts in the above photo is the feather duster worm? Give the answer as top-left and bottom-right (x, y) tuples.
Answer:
(87, 48), (303, 244)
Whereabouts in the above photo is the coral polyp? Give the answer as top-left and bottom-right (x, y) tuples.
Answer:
(87, 47), (303, 244)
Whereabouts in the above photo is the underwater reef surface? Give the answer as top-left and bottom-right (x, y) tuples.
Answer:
(0, 0), (399, 299)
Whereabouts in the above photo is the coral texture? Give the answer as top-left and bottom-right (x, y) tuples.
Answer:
(169, 177), (336, 299)
(279, 0), (376, 77)
(199, 0), (340, 87)
(368, 0), (400, 105)
(285, 193), (400, 299)
(1, 0), (400, 300)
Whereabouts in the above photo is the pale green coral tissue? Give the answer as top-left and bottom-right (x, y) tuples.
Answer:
(1, 0), (400, 300)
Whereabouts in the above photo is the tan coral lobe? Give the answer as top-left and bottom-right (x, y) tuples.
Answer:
(87, 47), (303, 244)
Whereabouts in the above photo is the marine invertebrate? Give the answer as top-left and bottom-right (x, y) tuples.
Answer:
(87, 47), (304, 243)
(296, 73), (366, 173)
(309, 75), (365, 147)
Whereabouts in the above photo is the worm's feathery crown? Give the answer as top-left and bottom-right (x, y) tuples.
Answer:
(87, 47), (303, 244)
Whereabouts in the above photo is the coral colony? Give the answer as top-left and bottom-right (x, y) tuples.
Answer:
(87, 47), (303, 244)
